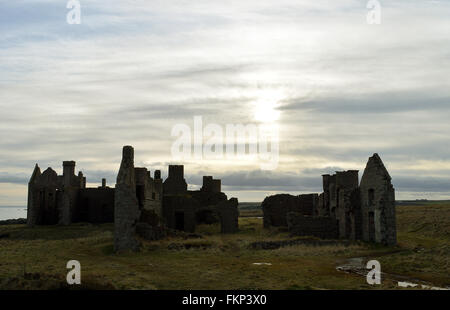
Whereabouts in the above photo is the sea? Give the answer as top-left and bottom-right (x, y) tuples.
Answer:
(0, 206), (27, 220)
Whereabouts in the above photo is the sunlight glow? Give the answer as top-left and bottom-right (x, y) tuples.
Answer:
(252, 89), (283, 123)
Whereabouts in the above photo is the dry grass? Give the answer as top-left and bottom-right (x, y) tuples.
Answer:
(0, 203), (448, 289)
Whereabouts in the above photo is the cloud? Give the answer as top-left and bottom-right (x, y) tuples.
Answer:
(0, 172), (29, 185)
(281, 91), (450, 114)
(0, 0), (450, 203)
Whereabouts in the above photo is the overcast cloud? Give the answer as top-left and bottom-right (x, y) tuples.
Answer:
(0, 0), (449, 205)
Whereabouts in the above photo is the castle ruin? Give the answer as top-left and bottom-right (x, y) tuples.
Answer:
(27, 161), (114, 226)
(26, 145), (239, 252)
(262, 154), (397, 245)
(27, 149), (396, 251)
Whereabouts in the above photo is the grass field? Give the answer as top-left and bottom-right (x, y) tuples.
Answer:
(0, 202), (448, 290)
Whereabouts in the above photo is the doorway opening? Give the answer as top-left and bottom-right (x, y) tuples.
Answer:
(175, 211), (185, 231)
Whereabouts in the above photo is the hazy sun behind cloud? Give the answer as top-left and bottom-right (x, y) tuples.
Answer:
(252, 88), (283, 123)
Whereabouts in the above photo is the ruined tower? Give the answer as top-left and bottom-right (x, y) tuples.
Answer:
(163, 165), (187, 196)
(59, 161), (83, 225)
(201, 176), (221, 193)
(114, 146), (141, 252)
(360, 154), (396, 245)
(334, 170), (361, 240)
(26, 164), (41, 226)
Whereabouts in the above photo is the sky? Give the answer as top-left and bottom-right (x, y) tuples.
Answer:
(0, 0), (450, 206)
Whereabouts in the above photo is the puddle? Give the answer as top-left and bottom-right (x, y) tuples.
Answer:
(336, 257), (449, 290)
(252, 263), (272, 266)
(397, 281), (448, 290)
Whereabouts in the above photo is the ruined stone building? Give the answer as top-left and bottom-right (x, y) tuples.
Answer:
(262, 154), (396, 245)
(27, 161), (114, 226)
(27, 145), (239, 252)
(162, 166), (239, 234)
(114, 146), (239, 251)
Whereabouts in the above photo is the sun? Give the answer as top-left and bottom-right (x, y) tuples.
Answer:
(252, 89), (283, 123)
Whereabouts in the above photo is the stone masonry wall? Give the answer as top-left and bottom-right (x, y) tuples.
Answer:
(287, 212), (339, 239)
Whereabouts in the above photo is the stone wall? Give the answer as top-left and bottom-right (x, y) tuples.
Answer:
(298, 193), (318, 216)
(262, 194), (300, 228)
(287, 212), (339, 239)
(76, 188), (114, 223)
(162, 195), (198, 233)
(135, 167), (163, 222)
(217, 198), (239, 233)
(262, 194), (319, 228)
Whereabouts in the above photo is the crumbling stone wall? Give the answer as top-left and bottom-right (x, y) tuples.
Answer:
(287, 212), (338, 239)
(334, 170), (361, 240)
(162, 191), (237, 234)
(76, 188), (114, 223)
(320, 175), (331, 217)
(261, 193), (319, 228)
(327, 174), (337, 218)
(114, 146), (141, 252)
(135, 167), (163, 223)
(217, 198), (239, 233)
(298, 193), (318, 216)
(262, 194), (299, 228)
(316, 192), (329, 217)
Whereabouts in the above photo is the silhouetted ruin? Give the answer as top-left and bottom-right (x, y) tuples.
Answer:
(27, 161), (114, 226)
(114, 146), (141, 252)
(162, 166), (238, 233)
(27, 148), (395, 251)
(26, 145), (239, 252)
(262, 154), (396, 245)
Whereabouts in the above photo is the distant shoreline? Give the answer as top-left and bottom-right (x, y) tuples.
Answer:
(0, 206), (27, 222)
(1, 200), (450, 209)
(0, 218), (26, 225)
(0, 200), (449, 222)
